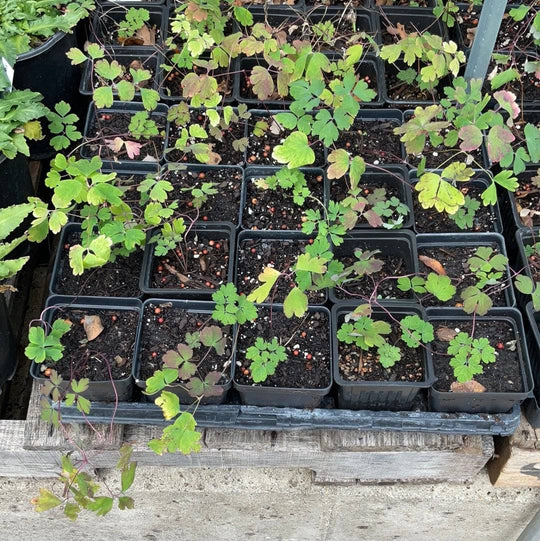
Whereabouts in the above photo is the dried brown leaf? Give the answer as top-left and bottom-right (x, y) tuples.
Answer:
(83, 315), (104, 341)
(450, 380), (486, 393)
(436, 326), (457, 342)
(419, 255), (447, 276)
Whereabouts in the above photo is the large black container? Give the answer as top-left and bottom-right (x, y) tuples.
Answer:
(133, 299), (235, 405)
(524, 302), (540, 428)
(234, 304), (333, 408)
(140, 222), (236, 298)
(0, 154), (33, 209)
(14, 32), (82, 160)
(427, 307), (534, 414)
(242, 166), (327, 231)
(29, 295), (141, 401)
(329, 229), (419, 304)
(417, 233), (516, 308)
(502, 166), (540, 232)
(0, 297), (17, 387)
(332, 302), (435, 411)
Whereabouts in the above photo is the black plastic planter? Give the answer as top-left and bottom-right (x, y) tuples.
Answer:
(515, 227), (540, 308)
(409, 172), (504, 234)
(30, 295), (141, 401)
(427, 307), (533, 414)
(133, 299), (235, 405)
(140, 222), (236, 298)
(329, 229), (419, 304)
(417, 233), (516, 308)
(503, 168), (540, 232)
(81, 101), (169, 163)
(235, 230), (329, 305)
(90, 5), (168, 48)
(233, 304), (333, 408)
(242, 166), (327, 231)
(0, 154), (33, 210)
(80, 47), (161, 98)
(14, 32), (82, 160)
(0, 297), (17, 387)
(374, 10), (448, 44)
(235, 55), (384, 107)
(523, 302), (540, 427)
(332, 302), (435, 411)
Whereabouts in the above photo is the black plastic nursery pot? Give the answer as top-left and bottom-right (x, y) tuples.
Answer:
(375, 0), (436, 9)
(515, 227), (540, 306)
(242, 166), (326, 231)
(410, 172), (504, 234)
(374, 10), (449, 45)
(160, 164), (245, 226)
(140, 222), (236, 298)
(235, 55), (384, 107)
(0, 296), (18, 387)
(0, 154), (33, 210)
(50, 223), (145, 299)
(427, 307), (533, 414)
(329, 229), (419, 304)
(328, 164), (414, 229)
(332, 303), (435, 411)
(133, 299), (235, 405)
(235, 230), (329, 305)
(523, 302), (540, 428)
(80, 47), (161, 97)
(90, 5), (168, 48)
(417, 233), (516, 308)
(30, 295), (141, 401)
(81, 101), (169, 163)
(234, 304), (333, 408)
(330, 109), (406, 165)
(14, 32), (82, 160)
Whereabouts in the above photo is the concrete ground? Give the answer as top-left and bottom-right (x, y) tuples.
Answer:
(0, 467), (538, 541)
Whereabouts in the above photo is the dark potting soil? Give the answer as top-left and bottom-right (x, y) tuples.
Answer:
(525, 240), (540, 282)
(95, 16), (162, 47)
(330, 179), (408, 228)
(162, 167), (242, 224)
(150, 234), (229, 290)
(93, 57), (156, 92)
(236, 238), (327, 304)
(138, 302), (233, 384)
(39, 308), (138, 381)
(338, 318), (425, 382)
(57, 233), (143, 297)
(307, 0), (368, 6)
(418, 245), (508, 307)
(414, 184), (498, 233)
(385, 64), (441, 103)
(246, 116), (326, 167)
(485, 59), (540, 103)
(235, 306), (331, 389)
(381, 21), (440, 46)
(375, 0), (431, 5)
(83, 112), (165, 161)
(333, 250), (413, 301)
(431, 320), (523, 393)
(333, 119), (404, 165)
(495, 11), (539, 51)
(456, 5), (481, 48)
(243, 171), (324, 230)
(167, 111), (245, 165)
(511, 170), (540, 228)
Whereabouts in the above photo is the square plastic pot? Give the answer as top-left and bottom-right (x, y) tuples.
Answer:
(29, 295), (141, 401)
(332, 302), (435, 411)
(233, 304), (333, 408)
(417, 233), (516, 308)
(515, 227), (540, 309)
(523, 303), (540, 427)
(0, 296), (17, 387)
(329, 229), (419, 304)
(133, 299), (235, 405)
(502, 166), (539, 232)
(427, 307), (534, 414)
(140, 222), (236, 298)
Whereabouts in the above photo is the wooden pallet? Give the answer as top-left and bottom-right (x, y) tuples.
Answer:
(0, 381), (495, 484)
(488, 414), (540, 487)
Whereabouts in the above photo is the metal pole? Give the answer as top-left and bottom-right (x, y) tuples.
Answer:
(464, 0), (507, 82)
(517, 508), (540, 541)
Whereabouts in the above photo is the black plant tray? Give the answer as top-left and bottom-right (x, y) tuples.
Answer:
(56, 397), (521, 435)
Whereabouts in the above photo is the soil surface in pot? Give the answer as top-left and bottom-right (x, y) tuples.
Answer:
(414, 184), (498, 233)
(333, 119), (404, 165)
(163, 167), (242, 223)
(95, 15), (162, 47)
(167, 111), (244, 165)
(485, 58), (539, 103)
(235, 306), (330, 388)
(150, 235), (230, 291)
(333, 244), (414, 300)
(385, 65), (441, 103)
(376, 0), (431, 4)
(306, 0), (368, 6)
(92, 57), (156, 92)
(431, 320), (523, 393)
(40, 308), (137, 381)
(418, 245), (508, 307)
(331, 178), (409, 228)
(524, 239), (540, 282)
(338, 318), (425, 382)
(56, 233), (143, 297)
(243, 171), (324, 230)
(237, 237), (327, 304)
(84, 112), (165, 161)
(511, 169), (540, 228)
(247, 115), (326, 167)
(138, 301), (233, 385)
(381, 20), (441, 46)
(495, 11), (538, 51)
